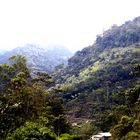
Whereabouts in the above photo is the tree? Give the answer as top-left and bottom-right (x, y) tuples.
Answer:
(45, 97), (70, 136)
(6, 122), (57, 140)
(0, 55), (85, 140)
(0, 55), (47, 139)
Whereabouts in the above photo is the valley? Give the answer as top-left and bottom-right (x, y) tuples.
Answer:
(0, 17), (140, 140)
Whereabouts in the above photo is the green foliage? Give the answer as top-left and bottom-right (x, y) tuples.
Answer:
(111, 116), (133, 140)
(0, 55), (74, 140)
(79, 122), (93, 139)
(9, 55), (29, 76)
(125, 131), (139, 140)
(55, 46), (140, 118)
(6, 122), (56, 140)
(45, 97), (70, 136)
(70, 121), (94, 140)
(52, 17), (140, 139)
(0, 55), (32, 138)
(110, 85), (140, 139)
(58, 134), (82, 140)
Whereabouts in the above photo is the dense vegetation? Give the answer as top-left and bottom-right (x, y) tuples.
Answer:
(0, 55), (82, 140)
(52, 17), (140, 139)
(110, 84), (140, 139)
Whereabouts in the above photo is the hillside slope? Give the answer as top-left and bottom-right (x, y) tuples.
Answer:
(52, 17), (140, 126)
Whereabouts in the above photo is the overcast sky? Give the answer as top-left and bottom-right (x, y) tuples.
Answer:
(0, 0), (140, 52)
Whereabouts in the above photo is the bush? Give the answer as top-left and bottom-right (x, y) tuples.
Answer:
(6, 122), (56, 140)
(58, 134), (82, 140)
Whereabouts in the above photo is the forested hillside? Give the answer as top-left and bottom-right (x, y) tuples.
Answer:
(52, 17), (140, 139)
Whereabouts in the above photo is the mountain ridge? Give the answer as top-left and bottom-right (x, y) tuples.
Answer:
(53, 17), (140, 83)
(0, 44), (73, 73)
(52, 17), (140, 126)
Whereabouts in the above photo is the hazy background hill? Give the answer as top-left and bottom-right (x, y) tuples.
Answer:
(0, 44), (73, 73)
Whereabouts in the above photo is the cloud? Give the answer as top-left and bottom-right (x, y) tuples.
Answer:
(0, 0), (140, 52)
